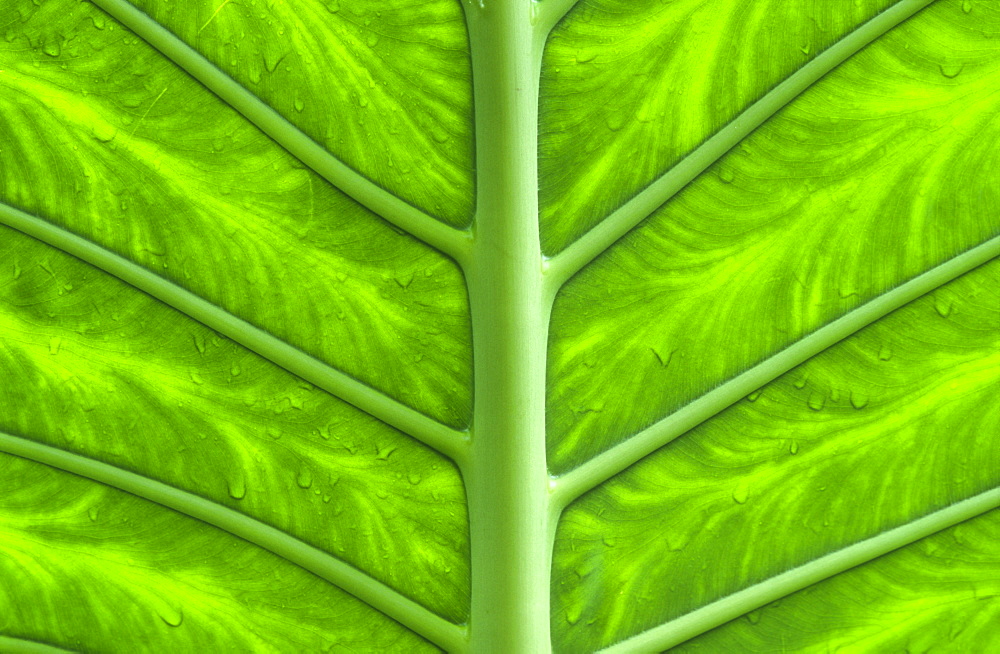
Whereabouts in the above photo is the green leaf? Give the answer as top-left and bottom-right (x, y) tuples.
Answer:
(0, 0), (997, 652)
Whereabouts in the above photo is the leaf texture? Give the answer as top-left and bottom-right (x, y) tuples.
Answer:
(0, 0), (997, 652)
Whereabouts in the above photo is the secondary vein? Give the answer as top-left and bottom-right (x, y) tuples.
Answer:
(598, 485), (1000, 653)
(88, 0), (472, 265)
(0, 637), (74, 654)
(545, 0), (938, 290)
(0, 431), (467, 653)
(536, 0), (582, 35)
(0, 203), (469, 464)
(552, 234), (1000, 508)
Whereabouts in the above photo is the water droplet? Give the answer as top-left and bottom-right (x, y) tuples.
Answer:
(431, 128), (449, 144)
(294, 95), (304, 112)
(395, 273), (414, 289)
(575, 50), (596, 64)
(934, 297), (953, 318)
(325, 0), (340, 12)
(963, 0), (973, 13)
(732, 483), (750, 504)
(375, 445), (397, 460)
(789, 440), (799, 455)
(193, 334), (206, 353)
(849, 391), (869, 410)
(746, 609), (762, 625)
(746, 390), (761, 402)
(12, 263), (21, 279)
(87, 506), (99, 521)
(230, 365), (241, 377)
(189, 371), (204, 385)
(49, 337), (62, 355)
(939, 63), (963, 79)
(650, 347), (672, 367)
(92, 123), (117, 143)
(719, 168), (735, 184)
(408, 473), (421, 485)
(602, 536), (615, 547)
(807, 392), (825, 411)
(799, 44), (811, 55)
(794, 377), (807, 390)
(878, 345), (893, 361)
(335, 272), (347, 283)
(605, 114), (625, 132)
(566, 604), (582, 625)
(297, 467), (313, 489)
(228, 476), (246, 500)
(366, 34), (379, 48)
(157, 605), (183, 628)
(43, 40), (61, 57)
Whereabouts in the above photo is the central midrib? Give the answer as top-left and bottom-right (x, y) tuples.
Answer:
(462, 2), (554, 652)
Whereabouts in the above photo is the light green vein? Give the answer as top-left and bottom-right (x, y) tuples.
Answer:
(0, 637), (74, 654)
(536, 0), (581, 35)
(544, 0), (937, 289)
(87, 0), (472, 266)
(0, 203), (469, 465)
(0, 431), (468, 654)
(552, 234), (1000, 508)
(599, 486), (1000, 653)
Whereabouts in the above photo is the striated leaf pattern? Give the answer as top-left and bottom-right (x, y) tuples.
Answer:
(0, 0), (997, 652)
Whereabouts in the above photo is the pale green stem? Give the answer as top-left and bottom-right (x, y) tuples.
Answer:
(462, 1), (552, 651)
(600, 487), (1000, 653)
(545, 0), (937, 288)
(89, 0), (472, 265)
(552, 235), (1000, 509)
(0, 204), (468, 464)
(0, 431), (467, 653)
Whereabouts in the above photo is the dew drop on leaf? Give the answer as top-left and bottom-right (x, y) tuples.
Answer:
(297, 467), (313, 489)
(49, 337), (61, 355)
(87, 506), (99, 522)
(850, 391), (869, 410)
(878, 345), (893, 361)
(939, 63), (963, 79)
(963, 0), (973, 13)
(157, 605), (183, 628)
(227, 476), (246, 500)
(934, 297), (953, 318)
(789, 440), (799, 455)
(732, 483), (750, 504)
(807, 392), (825, 411)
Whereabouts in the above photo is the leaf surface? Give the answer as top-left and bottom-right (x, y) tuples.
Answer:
(0, 0), (997, 652)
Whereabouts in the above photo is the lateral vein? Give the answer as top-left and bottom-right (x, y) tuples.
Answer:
(598, 485), (1000, 653)
(537, 0), (582, 35)
(88, 0), (472, 265)
(545, 0), (937, 289)
(0, 431), (467, 653)
(0, 203), (469, 464)
(552, 235), (1000, 507)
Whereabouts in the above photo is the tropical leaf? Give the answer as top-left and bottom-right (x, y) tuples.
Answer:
(0, 0), (997, 652)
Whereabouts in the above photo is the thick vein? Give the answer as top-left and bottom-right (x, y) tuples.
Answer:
(536, 0), (581, 35)
(598, 486), (1000, 653)
(0, 431), (467, 653)
(544, 0), (937, 289)
(0, 203), (469, 464)
(88, 0), (472, 266)
(0, 637), (73, 654)
(552, 235), (1000, 508)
